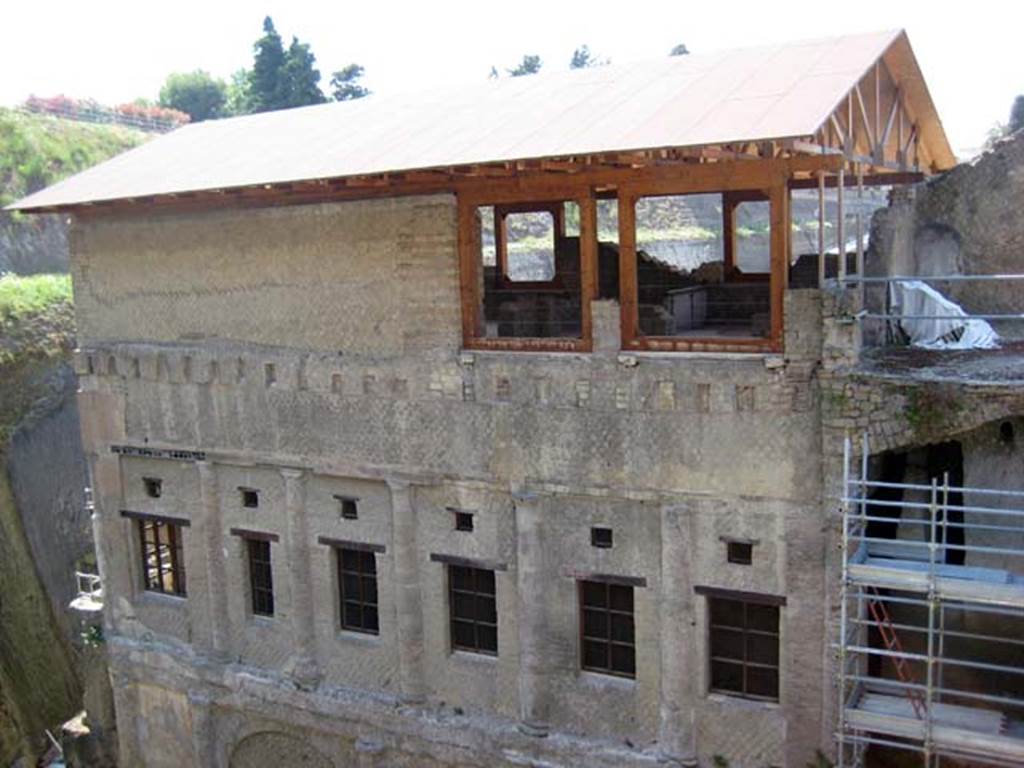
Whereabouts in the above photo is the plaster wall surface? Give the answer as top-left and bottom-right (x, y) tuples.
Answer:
(73, 194), (831, 767)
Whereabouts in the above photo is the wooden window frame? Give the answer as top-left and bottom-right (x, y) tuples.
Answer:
(722, 191), (773, 283)
(493, 202), (566, 289)
(137, 517), (187, 597)
(337, 547), (380, 635)
(579, 579), (636, 679)
(458, 188), (597, 353)
(617, 172), (790, 354)
(447, 564), (498, 655)
(705, 594), (781, 702)
(245, 537), (275, 617)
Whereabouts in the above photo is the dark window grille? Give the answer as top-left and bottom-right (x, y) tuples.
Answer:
(143, 477), (162, 498)
(240, 488), (259, 508)
(247, 538), (275, 616)
(139, 519), (186, 596)
(727, 541), (753, 565)
(454, 511), (474, 532)
(708, 597), (780, 701)
(591, 527), (613, 548)
(338, 548), (379, 634)
(449, 565), (497, 654)
(580, 580), (635, 677)
(337, 496), (359, 520)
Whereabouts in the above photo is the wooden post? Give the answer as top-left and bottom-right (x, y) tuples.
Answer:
(722, 193), (737, 278)
(579, 192), (598, 351)
(769, 173), (789, 349)
(837, 168), (846, 281)
(817, 171), (826, 287)
(856, 164), (865, 279)
(618, 193), (638, 347)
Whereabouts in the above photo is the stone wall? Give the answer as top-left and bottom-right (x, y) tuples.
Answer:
(73, 194), (833, 767)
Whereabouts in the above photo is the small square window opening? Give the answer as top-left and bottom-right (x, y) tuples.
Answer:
(143, 477), (162, 499)
(454, 511), (474, 532)
(727, 541), (753, 565)
(591, 527), (613, 548)
(240, 488), (259, 508)
(337, 496), (359, 520)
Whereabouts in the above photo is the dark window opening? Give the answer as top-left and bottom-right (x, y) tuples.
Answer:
(591, 527), (613, 548)
(727, 541), (753, 565)
(580, 579), (635, 678)
(143, 477), (162, 499)
(139, 519), (186, 596)
(472, 200), (584, 341)
(454, 511), (474, 532)
(247, 538), (274, 616)
(633, 192), (770, 341)
(338, 548), (379, 634)
(336, 496), (359, 520)
(449, 565), (497, 655)
(708, 597), (779, 701)
(240, 488), (259, 508)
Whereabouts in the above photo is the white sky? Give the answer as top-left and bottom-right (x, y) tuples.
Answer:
(3, 0), (1020, 158)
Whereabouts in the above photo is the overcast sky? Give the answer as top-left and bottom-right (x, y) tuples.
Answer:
(3, 1), (1019, 157)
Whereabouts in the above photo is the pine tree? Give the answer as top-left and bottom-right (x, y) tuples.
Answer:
(281, 37), (327, 108)
(331, 65), (370, 101)
(508, 55), (542, 77)
(248, 17), (287, 112)
(570, 45), (608, 69)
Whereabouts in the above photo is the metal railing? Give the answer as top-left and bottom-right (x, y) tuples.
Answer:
(75, 571), (102, 600)
(830, 274), (1024, 327)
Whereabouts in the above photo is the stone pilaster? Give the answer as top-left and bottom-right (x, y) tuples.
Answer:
(282, 468), (321, 689)
(197, 461), (231, 661)
(387, 478), (426, 703)
(78, 388), (134, 634)
(513, 490), (549, 736)
(658, 504), (697, 766)
(188, 690), (218, 768)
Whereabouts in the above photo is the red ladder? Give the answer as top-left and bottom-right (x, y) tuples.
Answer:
(866, 587), (928, 719)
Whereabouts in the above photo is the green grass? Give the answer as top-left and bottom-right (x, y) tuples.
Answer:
(0, 273), (72, 322)
(0, 107), (147, 208)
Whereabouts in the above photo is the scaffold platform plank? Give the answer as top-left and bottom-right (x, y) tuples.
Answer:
(846, 692), (1023, 763)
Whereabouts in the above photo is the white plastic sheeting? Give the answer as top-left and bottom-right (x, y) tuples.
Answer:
(890, 280), (1000, 350)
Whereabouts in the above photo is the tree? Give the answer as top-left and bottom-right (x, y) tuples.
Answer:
(248, 17), (287, 112)
(508, 55), (542, 77)
(1010, 95), (1024, 134)
(280, 37), (327, 108)
(331, 64), (370, 101)
(246, 17), (327, 112)
(225, 69), (252, 116)
(570, 45), (608, 69)
(158, 70), (227, 122)
(669, 43), (690, 56)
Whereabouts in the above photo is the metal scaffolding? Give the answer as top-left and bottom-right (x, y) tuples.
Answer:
(837, 434), (1024, 768)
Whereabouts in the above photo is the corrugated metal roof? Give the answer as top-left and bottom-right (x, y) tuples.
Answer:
(9, 29), (952, 211)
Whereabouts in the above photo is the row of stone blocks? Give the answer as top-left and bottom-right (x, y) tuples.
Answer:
(76, 345), (815, 415)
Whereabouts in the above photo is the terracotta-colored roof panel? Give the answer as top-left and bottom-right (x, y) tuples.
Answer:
(9, 29), (954, 211)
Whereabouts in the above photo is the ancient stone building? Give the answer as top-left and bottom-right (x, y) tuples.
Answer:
(13, 29), (1024, 768)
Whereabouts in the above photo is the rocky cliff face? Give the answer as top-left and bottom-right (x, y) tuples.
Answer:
(868, 130), (1024, 326)
(0, 294), (89, 766)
